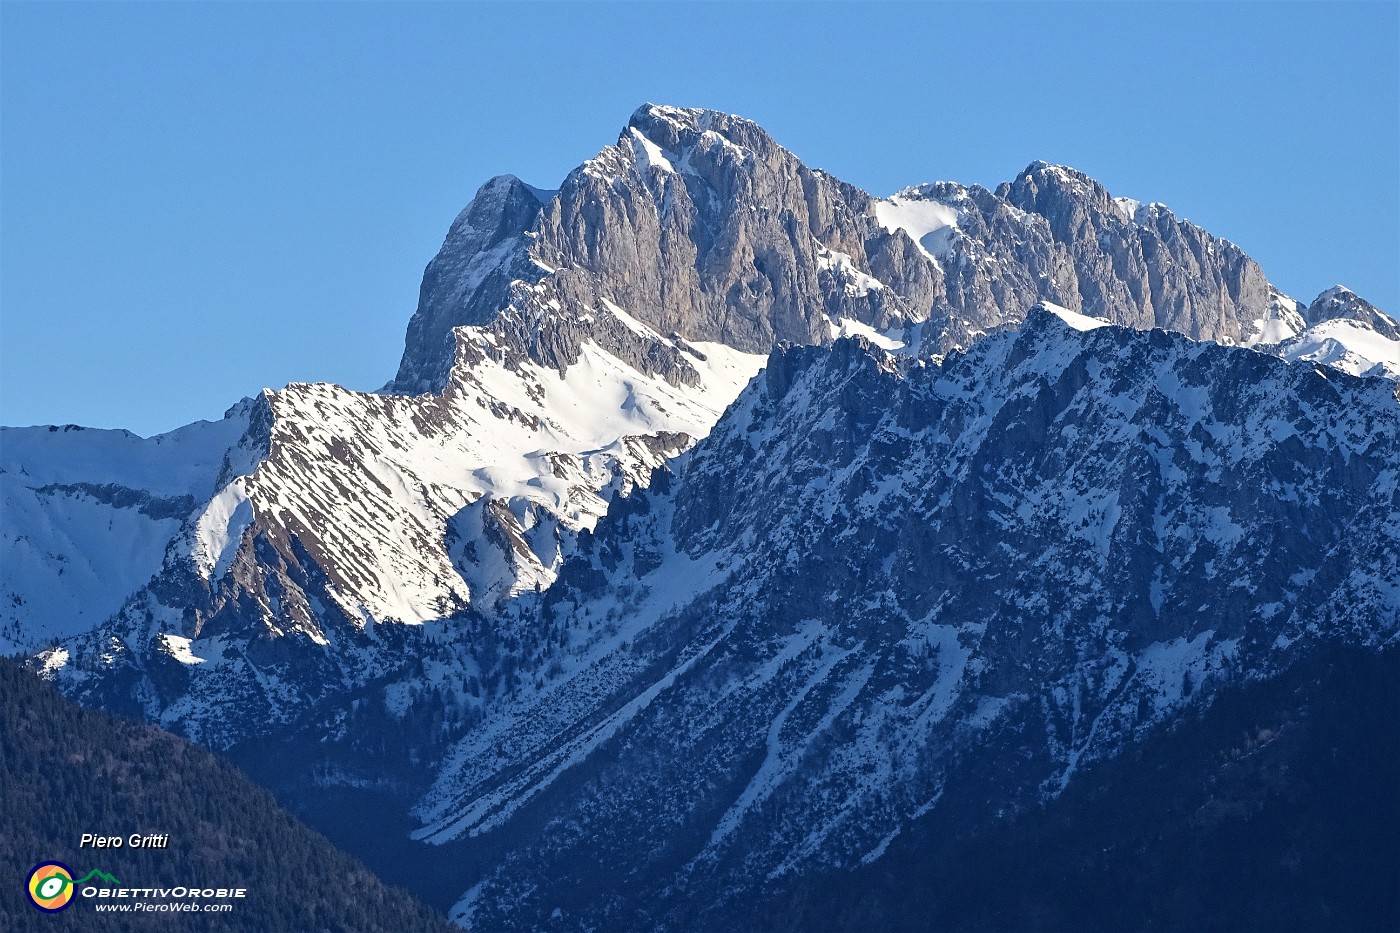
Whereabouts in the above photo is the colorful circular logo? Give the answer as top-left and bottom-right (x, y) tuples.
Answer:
(27, 862), (76, 912)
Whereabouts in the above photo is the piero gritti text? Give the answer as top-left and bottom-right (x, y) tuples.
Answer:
(80, 832), (170, 849)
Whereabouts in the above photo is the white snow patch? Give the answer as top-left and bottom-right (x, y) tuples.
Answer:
(1135, 631), (1238, 715)
(628, 127), (675, 174)
(1276, 319), (1400, 379)
(813, 241), (886, 297)
(826, 317), (906, 351)
(191, 480), (253, 580)
(860, 827), (902, 865)
(1042, 301), (1111, 331)
(36, 646), (69, 675)
(874, 195), (961, 266)
(1112, 197), (1143, 223)
(158, 634), (204, 665)
(1247, 292), (1306, 347)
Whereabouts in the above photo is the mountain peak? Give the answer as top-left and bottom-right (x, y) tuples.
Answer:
(627, 103), (746, 132)
(1021, 159), (1076, 176)
(1307, 283), (1388, 323)
(1017, 160), (1100, 188)
(624, 103), (775, 160)
(390, 172), (551, 393)
(628, 102), (711, 128)
(1304, 284), (1397, 339)
(1316, 284), (1356, 303)
(1007, 160), (1112, 203)
(446, 174), (549, 232)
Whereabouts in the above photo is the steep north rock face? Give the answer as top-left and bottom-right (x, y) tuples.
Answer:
(415, 309), (1400, 930)
(393, 104), (934, 397)
(1000, 164), (1275, 341)
(390, 105), (1319, 404)
(393, 175), (554, 394)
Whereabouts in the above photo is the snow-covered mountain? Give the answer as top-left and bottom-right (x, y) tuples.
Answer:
(7, 321), (763, 739)
(412, 307), (1400, 929)
(1, 400), (263, 653)
(1269, 285), (1400, 378)
(4, 104), (1397, 929)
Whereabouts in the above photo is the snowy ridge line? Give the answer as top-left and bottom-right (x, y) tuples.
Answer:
(0, 398), (265, 654)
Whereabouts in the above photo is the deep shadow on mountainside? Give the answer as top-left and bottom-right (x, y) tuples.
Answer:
(0, 658), (457, 932)
(760, 645), (1400, 933)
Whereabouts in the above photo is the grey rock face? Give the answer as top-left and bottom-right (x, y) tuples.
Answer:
(387, 107), (1333, 406)
(902, 180), (1079, 346)
(998, 164), (1273, 341)
(881, 164), (1279, 351)
(531, 106), (927, 353)
(393, 175), (552, 394)
(391, 104), (933, 393)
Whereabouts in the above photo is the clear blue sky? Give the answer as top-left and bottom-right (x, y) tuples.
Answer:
(3, 2), (1396, 436)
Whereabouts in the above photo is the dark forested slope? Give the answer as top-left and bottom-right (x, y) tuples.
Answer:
(0, 658), (457, 932)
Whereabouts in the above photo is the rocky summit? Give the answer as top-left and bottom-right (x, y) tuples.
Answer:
(3, 105), (1396, 929)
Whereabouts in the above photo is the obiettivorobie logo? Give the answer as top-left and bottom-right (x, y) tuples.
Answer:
(25, 860), (248, 915)
(26, 862), (121, 912)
